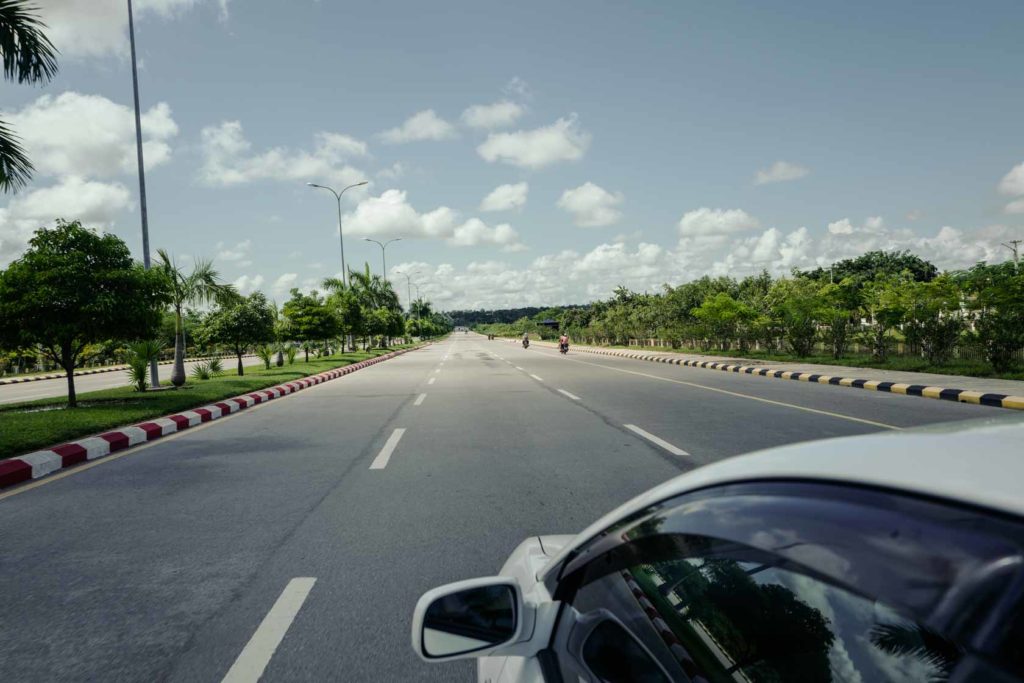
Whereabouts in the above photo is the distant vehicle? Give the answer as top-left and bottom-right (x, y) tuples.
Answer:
(522, 338), (529, 349)
(412, 418), (1024, 682)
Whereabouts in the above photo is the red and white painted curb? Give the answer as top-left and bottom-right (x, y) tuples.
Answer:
(620, 570), (709, 682)
(0, 348), (419, 489)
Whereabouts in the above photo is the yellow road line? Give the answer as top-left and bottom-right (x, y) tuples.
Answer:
(542, 350), (900, 430)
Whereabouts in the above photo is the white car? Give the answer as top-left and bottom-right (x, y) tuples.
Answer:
(412, 418), (1024, 682)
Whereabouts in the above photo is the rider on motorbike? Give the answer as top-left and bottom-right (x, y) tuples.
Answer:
(558, 333), (569, 354)
(522, 332), (530, 349)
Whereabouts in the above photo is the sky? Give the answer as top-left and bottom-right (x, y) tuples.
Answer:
(2, 0), (1023, 310)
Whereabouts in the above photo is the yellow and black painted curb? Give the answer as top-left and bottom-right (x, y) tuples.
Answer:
(512, 339), (1024, 411)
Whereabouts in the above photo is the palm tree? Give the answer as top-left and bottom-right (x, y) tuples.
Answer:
(0, 0), (58, 192)
(156, 249), (235, 387)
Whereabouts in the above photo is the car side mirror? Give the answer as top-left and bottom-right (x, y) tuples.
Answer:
(412, 577), (523, 662)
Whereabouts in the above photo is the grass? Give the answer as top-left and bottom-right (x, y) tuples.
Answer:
(587, 343), (1024, 381)
(0, 347), (411, 460)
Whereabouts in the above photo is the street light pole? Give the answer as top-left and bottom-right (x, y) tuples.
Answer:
(307, 181), (368, 287)
(127, 0), (160, 389)
(363, 238), (402, 281)
(396, 270), (418, 313)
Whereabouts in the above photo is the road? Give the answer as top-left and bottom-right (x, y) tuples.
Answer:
(0, 334), (998, 681)
(0, 356), (263, 406)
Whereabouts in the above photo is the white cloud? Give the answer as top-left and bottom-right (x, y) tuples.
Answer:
(998, 162), (1024, 196)
(678, 208), (759, 236)
(344, 190), (525, 251)
(232, 274), (264, 295)
(5, 92), (178, 179)
(477, 115), (590, 169)
(379, 110), (456, 144)
(449, 218), (525, 251)
(272, 273), (299, 298)
(376, 162), (405, 180)
(37, 0), (229, 59)
(344, 190), (456, 239)
(461, 101), (524, 129)
(216, 239), (251, 262)
(1005, 198), (1024, 214)
(199, 121), (368, 188)
(479, 182), (528, 212)
(0, 177), (132, 265)
(754, 160), (810, 185)
(503, 77), (531, 99)
(827, 218), (854, 235)
(557, 182), (623, 227)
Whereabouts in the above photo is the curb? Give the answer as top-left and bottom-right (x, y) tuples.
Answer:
(509, 339), (1024, 411)
(0, 347), (421, 489)
(619, 570), (709, 682)
(0, 354), (257, 386)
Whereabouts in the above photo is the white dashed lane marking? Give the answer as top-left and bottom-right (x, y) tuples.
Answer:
(414, 393), (426, 406)
(369, 428), (406, 470)
(428, 377), (436, 385)
(558, 389), (581, 400)
(530, 374), (543, 382)
(221, 577), (317, 683)
(624, 424), (690, 457)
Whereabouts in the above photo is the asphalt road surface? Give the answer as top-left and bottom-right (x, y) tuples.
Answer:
(0, 334), (1000, 681)
(0, 356), (263, 406)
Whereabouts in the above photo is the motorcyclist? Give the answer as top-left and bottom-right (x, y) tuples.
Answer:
(522, 332), (530, 348)
(558, 333), (569, 353)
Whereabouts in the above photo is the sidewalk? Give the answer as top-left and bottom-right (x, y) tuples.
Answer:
(509, 338), (1024, 410)
(0, 354), (256, 386)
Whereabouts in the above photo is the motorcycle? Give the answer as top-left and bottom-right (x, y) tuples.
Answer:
(559, 342), (569, 354)
(522, 339), (530, 349)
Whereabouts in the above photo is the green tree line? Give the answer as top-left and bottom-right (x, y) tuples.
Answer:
(0, 221), (452, 404)
(475, 250), (1024, 376)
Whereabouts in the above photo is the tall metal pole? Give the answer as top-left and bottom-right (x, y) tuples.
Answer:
(308, 181), (367, 288)
(1002, 239), (1022, 273)
(363, 238), (402, 281)
(127, 0), (160, 388)
(334, 193), (346, 286)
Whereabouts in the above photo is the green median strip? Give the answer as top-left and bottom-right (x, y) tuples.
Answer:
(0, 348), (409, 460)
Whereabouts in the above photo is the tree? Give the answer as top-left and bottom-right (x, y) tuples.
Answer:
(0, 0), (58, 192)
(0, 221), (165, 406)
(903, 275), (964, 364)
(281, 289), (340, 361)
(155, 249), (235, 387)
(803, 249), (938, 285)
(963, 262), (1024, 372)
(198, 293), (275, 375)
(692, 293), (754, 351)
(861, 275), (909, 361)
(768, 278), (824, 358)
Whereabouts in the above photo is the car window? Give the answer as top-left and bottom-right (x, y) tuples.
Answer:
(580, 618), (671, 683)
(550, 482), (1024, 682)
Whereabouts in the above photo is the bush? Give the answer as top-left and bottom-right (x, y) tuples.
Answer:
(285, 346), (298, 364)
(208, 357), (224, 375)
(190, 361), (212, 381)
(126, 340), (162, 392)
(256, 344), (274, 370)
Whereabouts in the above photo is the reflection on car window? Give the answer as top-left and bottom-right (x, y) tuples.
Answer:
(566, 554), (964, 682)
(581, 619), (670, 683)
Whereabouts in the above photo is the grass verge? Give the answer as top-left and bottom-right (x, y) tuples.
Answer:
(0, 347), (410, 460)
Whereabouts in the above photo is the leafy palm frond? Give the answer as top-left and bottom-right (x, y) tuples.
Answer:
(0, 0), (58, 85)
(0, 117), (32, 192)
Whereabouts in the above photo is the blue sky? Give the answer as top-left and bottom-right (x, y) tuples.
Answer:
(2, 0), (1023, 308)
